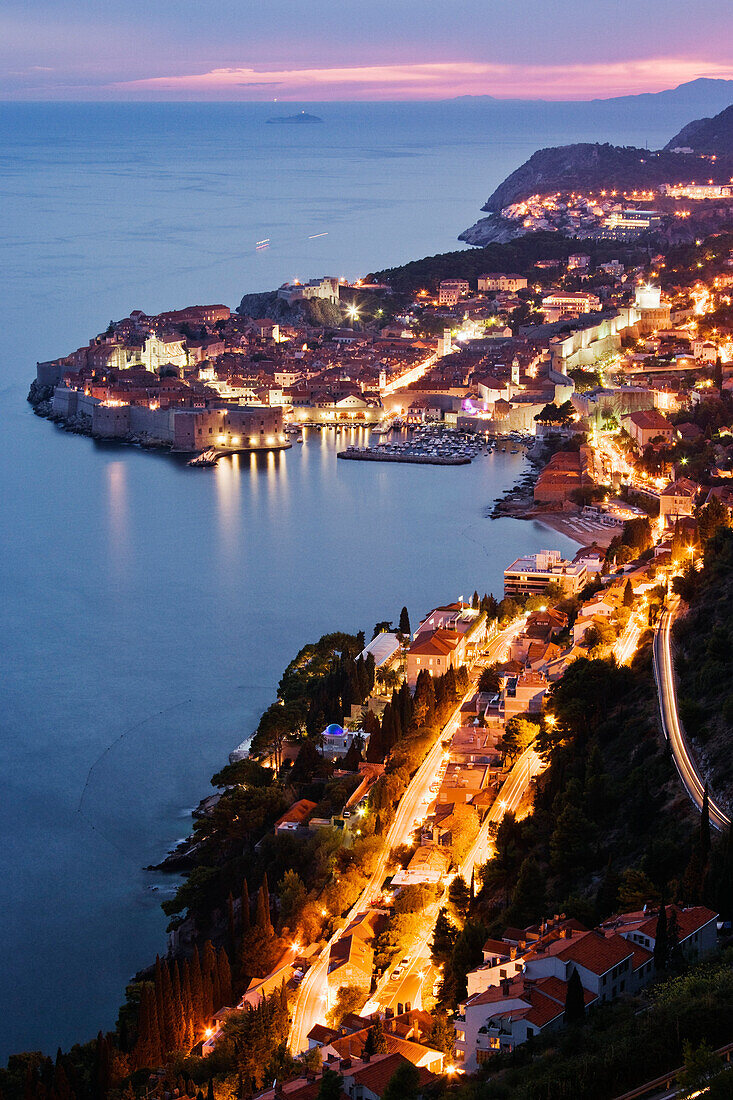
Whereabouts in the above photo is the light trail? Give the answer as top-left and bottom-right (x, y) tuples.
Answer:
(653, 598), (729, 831)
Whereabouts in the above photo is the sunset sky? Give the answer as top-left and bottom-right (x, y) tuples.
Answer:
(3, 0), (733, 101)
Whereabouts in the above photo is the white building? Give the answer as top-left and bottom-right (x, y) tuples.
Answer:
(504, 550), (587, 597)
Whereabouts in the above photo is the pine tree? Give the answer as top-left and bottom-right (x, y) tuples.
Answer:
(564, 966), (585, 1024)
(94, 1032), (111, 1098)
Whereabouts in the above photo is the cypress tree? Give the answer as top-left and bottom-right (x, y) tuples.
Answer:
(227, 892), (236, 957)
(564, 967), (585, 1024)
(94, 1032), (111, 1098)
(241, 878), (251, 933)
(180, 958), (195, 1050)
(171, 960), (185, 1051)
(654, 903), (668, 971)
(201, 941), (217, 1021)
(154, 956), (165, 1044)
(207, 1081), (215, 1100)
(398, 606), (411, 635)
(190, 945), (204, 1028)
(218, 948), (233, 1007)
(160, 960), (178, 1054)
(256, 883), (273, 937)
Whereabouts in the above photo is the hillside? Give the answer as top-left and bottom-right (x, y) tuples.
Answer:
(665, 102), (733, 154)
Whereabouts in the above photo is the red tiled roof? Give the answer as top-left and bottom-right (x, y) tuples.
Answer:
(409, 629), (462, 657)
(275, 799), (318, 828)
(557, 930), (632, 975)
(345, 1052), (436, 1095)
(636, 905), (717, 942)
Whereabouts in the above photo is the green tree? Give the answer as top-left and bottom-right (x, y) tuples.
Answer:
(448, 875), (471, 924)
(398, 606), (411, 635)
(507, 857), (546, 927)
(317, 1069), (343, 1100)
(678, 1039), (724, 1098)
(564, 966), (585, 1024)
(363, 1017), (388, 1056)
(431, 908), (457, 967)
(382, 1060), (421, 1100)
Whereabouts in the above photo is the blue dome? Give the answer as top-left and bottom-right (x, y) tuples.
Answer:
(325, 723), (344, 737)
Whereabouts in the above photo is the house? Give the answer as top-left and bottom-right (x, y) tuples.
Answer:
(253, 1051), (437, 1100)
(274, 799), (318, 835)
(456, 974), (597, 1068)
(598, 904), (718, 961)
(320, 724), (369, 759)
(405, 630), (464, 688)
(621, 409), (675, 448)
(327, 912), (379, 997)
(358, 632), (401, 670)
(502, 670), (548, 720)
(391, 844), (451, 887)
(659, 477), (699, 525)
(456, 907), (718, 1069)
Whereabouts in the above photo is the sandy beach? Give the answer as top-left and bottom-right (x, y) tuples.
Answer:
(529, 512), (619, 548)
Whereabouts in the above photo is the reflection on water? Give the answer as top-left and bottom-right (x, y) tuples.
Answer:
(106, 460), (129, 578)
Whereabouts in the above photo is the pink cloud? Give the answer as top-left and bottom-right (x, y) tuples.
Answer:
(109, 57), (733, 100)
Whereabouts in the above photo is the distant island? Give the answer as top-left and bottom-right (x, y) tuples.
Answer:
(267, 112), (323, 124)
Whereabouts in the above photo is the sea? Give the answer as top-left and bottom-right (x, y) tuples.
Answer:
(0, 96), (711, 1060)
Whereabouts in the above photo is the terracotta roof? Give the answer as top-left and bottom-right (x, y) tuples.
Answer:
(307, 1024), (339, 1044)
(409, 629), (462, 657)
(344, 1053), (436, 1095)
(274, 799), (318, 829)
(557, 930), (633, 975)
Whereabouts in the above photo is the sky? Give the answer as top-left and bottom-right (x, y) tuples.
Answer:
(2, 0), (733, 101)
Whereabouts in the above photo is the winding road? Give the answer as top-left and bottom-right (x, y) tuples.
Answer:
(652, 597), (729, 831)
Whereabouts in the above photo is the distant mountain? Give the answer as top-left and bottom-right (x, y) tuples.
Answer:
(451, 78), (733, 115)
(664, 102), (733, 154)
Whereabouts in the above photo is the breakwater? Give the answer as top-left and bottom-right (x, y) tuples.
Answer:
(337, 446), (471, 466)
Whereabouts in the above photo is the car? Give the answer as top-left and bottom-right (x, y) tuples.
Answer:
(342, 809), (351, 817)
(400, 956), (412, 967)
(391, 967), (403, 980)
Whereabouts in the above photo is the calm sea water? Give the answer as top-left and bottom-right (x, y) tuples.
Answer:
(0, 99), (699, 1058)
